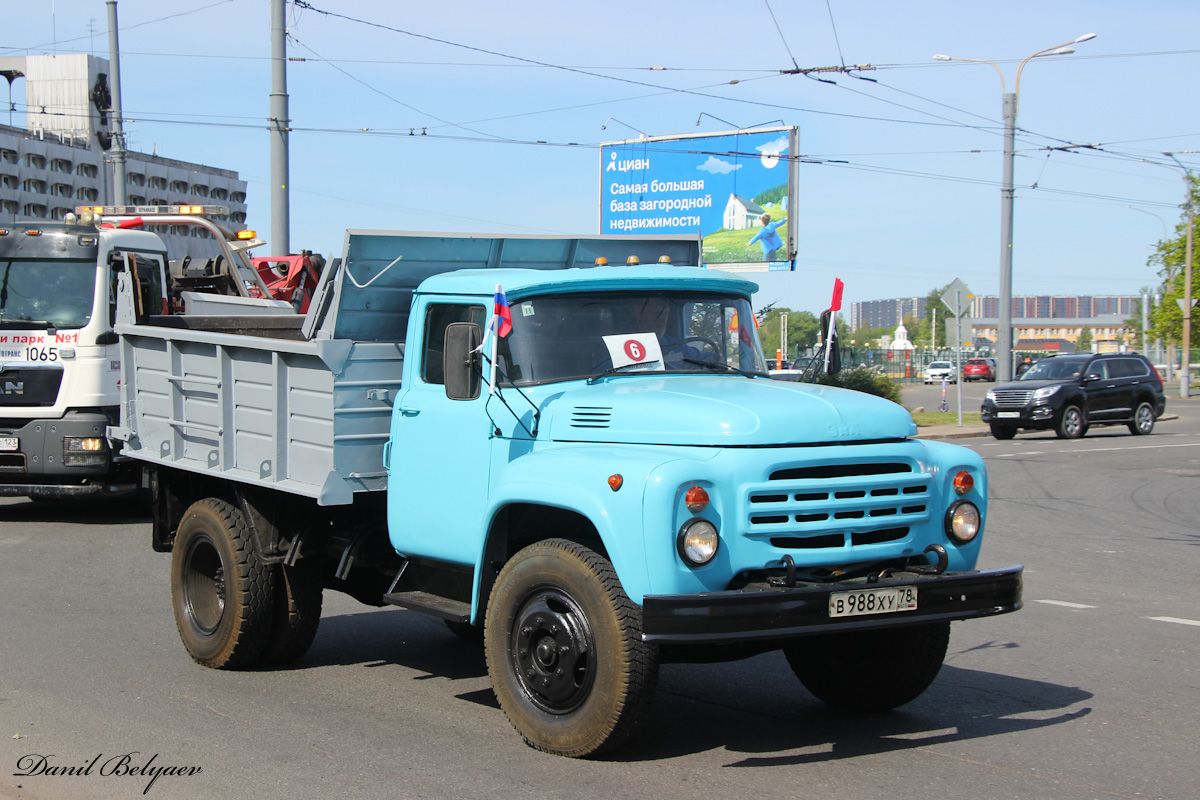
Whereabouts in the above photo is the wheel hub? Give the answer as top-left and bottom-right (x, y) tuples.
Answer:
(511, 591), (594, 714)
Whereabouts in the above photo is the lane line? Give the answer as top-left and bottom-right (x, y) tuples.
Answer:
(1034, 599), (1097, 609)
(1147, 616), (1200, 627)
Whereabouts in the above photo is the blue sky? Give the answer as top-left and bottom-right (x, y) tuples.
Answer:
(5, 0), (1198, 315)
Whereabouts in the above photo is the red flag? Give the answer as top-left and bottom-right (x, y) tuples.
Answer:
(830, 278), (844, 313)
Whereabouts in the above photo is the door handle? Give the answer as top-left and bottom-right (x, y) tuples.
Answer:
(399, 406), (420, 417)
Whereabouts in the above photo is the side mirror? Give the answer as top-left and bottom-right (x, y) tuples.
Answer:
(1084, 372), (1101, 383)
(95, 330), (119, 345)
(444, 322), (482, 400)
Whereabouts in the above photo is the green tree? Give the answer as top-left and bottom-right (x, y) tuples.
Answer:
(758, 307), (821, 361)
(1148, 178), (1200, 349)
(1075, 326), (1093, 352)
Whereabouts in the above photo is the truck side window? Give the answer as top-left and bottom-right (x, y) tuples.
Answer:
(125, 253), (166, 322)
(422, 303), (484, 385)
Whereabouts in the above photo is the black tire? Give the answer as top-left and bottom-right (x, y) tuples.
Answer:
(990, 423), (1017, 440)
(1056, 405), (1086, 439)
(170, 498), (275, 669)
(484, 539), (659, 757)
(1129, 401), (1155, 435)
(259, 559), (324, 665)
(785, 621), (950, 711)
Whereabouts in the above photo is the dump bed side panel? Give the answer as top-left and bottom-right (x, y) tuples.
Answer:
(115, 324), (399, 505)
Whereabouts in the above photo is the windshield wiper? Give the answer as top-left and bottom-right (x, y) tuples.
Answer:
(587, 359), (662, 384)
(682, 357), (768, 378)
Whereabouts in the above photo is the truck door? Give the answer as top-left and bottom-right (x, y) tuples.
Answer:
(387, 302), (489, 565)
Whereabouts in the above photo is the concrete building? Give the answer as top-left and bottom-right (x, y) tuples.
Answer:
(1, 53), (247, 259)
(851, 293), (1140, 352)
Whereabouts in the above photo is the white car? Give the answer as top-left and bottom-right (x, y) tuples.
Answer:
(923, 361), (957, 384)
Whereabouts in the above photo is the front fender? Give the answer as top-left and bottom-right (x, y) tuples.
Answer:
(480, 443), (713, 605)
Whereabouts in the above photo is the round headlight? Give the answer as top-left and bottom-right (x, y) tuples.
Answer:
(677, 518), (720, 566)
(945, 500), (980, 544)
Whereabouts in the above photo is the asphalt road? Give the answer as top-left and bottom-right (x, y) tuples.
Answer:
(2, 405), (1199, 800)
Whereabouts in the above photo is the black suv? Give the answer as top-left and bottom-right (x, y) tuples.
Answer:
(981, 353), (1166, 440)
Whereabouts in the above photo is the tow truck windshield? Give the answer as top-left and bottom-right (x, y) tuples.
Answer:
(496, 290), (768, 385)
(0, 258), (96, 329)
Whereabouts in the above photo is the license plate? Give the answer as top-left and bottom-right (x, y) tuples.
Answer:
(829, 586), (918, 618)
(0, 437), (17, 451)
(996, 411), (1021, 418)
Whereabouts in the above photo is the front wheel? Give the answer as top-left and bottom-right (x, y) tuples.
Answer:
(990, 423), (1017, 440)
(1129, 401), (1155, 435)
(170, 498), (275, 669)
(785, 621), (950, 711)
(484, 539), (659, 757)
(1056, 405), (1086, 439)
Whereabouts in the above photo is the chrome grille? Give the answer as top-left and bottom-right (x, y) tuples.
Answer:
(990, 389), (1033, 408)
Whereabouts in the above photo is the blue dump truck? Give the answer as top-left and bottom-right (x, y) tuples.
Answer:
(110, 226), (1022, 757)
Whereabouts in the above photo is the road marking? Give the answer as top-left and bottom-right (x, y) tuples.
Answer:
(1147, 616), (1200, 627)
(987, 441), (1200, 458)
(1034, 599), (1096, 609)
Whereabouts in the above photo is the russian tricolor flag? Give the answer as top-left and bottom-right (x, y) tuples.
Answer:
(493, 287), (513, 338)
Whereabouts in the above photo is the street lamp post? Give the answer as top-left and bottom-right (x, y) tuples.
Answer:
(1163, 152), (1195, 398)
(935, 34), (1096, 381)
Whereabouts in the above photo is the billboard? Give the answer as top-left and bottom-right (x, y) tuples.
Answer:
(599, 127), (799, 273)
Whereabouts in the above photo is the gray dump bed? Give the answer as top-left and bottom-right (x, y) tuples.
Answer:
(112, 231), (700, 505)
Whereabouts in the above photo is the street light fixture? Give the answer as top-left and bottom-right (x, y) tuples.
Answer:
(934, 34), (1097, 381)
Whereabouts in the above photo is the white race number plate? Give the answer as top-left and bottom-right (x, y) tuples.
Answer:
(829, 586), (918, 618)
(996, 411), (1021, 418)
(0, 437), (18, 451)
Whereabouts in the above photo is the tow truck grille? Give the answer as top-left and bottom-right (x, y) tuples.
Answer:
(746, 461), (931, 549)
(0, 368), (63, 407)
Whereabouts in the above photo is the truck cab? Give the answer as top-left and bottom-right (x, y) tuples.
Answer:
(0, 220), (167, 497)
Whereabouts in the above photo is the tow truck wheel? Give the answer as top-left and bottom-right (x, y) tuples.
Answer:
(170, 498), (275, 669)
(485, 539), (659, 757)
(259, 559), (324, 665)
(784, 621), (950, 711)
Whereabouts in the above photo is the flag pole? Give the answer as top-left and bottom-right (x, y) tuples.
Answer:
(490, 283), (501, 394)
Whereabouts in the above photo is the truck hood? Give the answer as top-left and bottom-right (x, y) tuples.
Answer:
(539, 376), (916, 446)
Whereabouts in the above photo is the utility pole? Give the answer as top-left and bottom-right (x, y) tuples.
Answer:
(1164, 153), (1194, 398)
(269, 0), (290, 254)
(105, 0), (127, 205)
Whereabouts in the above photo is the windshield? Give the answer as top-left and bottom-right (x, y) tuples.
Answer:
(0, 258), (96, 329)
(1020, 359), (1086, 381)
(496, 290), (768, 385)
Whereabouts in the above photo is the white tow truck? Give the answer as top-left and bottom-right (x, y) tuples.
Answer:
(0, 205), (275, 499)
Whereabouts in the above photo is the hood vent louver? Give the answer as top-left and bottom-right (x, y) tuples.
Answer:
(570, 406), (613, 429)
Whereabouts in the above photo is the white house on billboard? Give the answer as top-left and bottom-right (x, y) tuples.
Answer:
(723, 195), (764, 230)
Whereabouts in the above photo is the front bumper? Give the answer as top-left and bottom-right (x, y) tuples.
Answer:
(642, 564), (1022, 644)
(981, 403), (1055, 428)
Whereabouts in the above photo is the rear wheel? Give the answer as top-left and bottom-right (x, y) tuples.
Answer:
(259, 559), (324, 665)
(170, 498), (275, 669)
(1056, 405), (1086, 439)
(785, 621), (950, 711)
(485, 539), (659, 757)
(1129, 401), (1155, 435)
(990, 423), (1017, 440)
